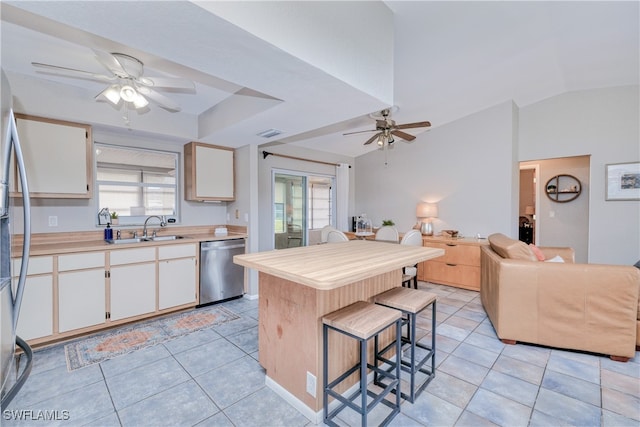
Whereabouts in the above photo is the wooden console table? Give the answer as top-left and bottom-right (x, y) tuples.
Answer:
(233, 240), (443, 419)
(418, 236), (488, 291)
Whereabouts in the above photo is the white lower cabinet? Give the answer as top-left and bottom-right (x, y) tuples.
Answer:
(58, 269), (106, 332)
(58, 251), (106, 333)
(110, 263), (156, 321)
(109, 247), (156, 321)
(158, 244), (197, 310)
(17, 241), (201, 345)
(13, 256), (54, 341)
(159, 257), (196, 309)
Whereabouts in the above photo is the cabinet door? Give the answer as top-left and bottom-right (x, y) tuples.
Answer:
(184, 142), (234, 201)
(159, 257), (196, 310)
(58, 269), (106, 332)
(110, 263), (156, 321)
(14, 275), (53, 341)
(14, 114), (92, 198)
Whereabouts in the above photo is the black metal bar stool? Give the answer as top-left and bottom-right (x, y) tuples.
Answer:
(374, 287), (437, 403)
(322, 301), (403, 427)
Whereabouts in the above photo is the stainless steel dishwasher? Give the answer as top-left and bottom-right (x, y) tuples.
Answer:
(199, 239), (246, 306)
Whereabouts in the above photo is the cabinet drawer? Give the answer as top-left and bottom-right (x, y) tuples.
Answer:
(158, 243), (196, 260)
(110, 247), (156, 265)
(425, 242), (480, 266)
(13, 256), (53, 276)
(422, 261), (480, 290)
(58, 252), (105, 271)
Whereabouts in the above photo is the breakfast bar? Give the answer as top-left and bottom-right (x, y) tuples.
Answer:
(233, 240), (443, 420)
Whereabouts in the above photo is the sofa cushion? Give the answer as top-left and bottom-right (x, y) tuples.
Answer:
(488, 233), (538, 261)
(529, 244), (546, 261)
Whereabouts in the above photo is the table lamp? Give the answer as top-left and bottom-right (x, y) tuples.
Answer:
(416, 202), (438, 236)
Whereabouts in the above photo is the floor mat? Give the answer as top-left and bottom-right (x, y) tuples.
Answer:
(64, 305), (240, 371)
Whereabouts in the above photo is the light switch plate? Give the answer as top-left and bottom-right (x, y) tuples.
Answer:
(48, 216), (58, 227)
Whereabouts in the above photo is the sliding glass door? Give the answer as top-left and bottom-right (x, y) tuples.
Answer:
(273, 171), (335, 249)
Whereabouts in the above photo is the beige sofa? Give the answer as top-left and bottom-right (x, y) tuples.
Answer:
(481, 233), (640, 361)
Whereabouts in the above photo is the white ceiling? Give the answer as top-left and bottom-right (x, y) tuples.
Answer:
(1, 1), (638, 158)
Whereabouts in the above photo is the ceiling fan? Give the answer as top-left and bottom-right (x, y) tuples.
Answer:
(32, 50), (195, 113)
(343, 108), (431, 147)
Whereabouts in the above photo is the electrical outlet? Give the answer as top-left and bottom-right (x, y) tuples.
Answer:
(48, 216), (58, 227)
(244, 213), (249, 222)
(306, 372), (316, 397)
(226, 212), (230, 221)
(235, 209), (239, 219)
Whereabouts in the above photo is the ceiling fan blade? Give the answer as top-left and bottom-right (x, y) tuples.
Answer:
(93, 49), (129, 77)
(343, 129), (377, 136)
(137, 86), (181, 112)
(394, 121), (431, 130)
(32, 62), (115, 83)
(364, 132), (382, 145)
(140, 76), (195, 91)
(391, 130), (416, 142)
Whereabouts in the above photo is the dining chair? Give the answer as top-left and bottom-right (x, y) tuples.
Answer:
(326, 230), (349, 242)
(320, 225), (339, 243)
(375, 226), (399, 243)
(400, 229), (423, 288)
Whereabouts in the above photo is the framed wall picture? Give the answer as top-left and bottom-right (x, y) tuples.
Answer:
(606, 162), (640, 201)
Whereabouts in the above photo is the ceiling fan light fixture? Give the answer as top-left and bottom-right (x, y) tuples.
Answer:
(102, 84), (122, 105)
(120, 85), (138, 102)
(132, 93), (149, 109)
(377, 134), (385, 147)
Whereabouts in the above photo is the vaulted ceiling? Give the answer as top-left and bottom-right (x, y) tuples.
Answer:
(1, 1), (638, 157)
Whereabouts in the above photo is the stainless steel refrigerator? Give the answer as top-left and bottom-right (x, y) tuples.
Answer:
(1, 69), (33, 409)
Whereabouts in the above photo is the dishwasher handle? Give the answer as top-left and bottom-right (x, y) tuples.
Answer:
(201, 244), (245, 251)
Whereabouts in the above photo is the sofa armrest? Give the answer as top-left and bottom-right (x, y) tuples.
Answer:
(539, 246), (575, 263)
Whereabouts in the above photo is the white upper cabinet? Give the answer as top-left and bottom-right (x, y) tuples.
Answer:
(184, 141), (234, 201)
(14, 114), (92, 198)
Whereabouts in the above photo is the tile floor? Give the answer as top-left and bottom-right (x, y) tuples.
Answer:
(3, 282), (640, 426)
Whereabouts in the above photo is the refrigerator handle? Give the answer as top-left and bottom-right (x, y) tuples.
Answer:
(8, 110), (31, 327)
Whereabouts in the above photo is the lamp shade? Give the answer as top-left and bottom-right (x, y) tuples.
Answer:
(416, 202), (438, 218)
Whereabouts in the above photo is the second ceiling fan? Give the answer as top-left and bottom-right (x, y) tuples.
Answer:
(344, 108), (431, 146)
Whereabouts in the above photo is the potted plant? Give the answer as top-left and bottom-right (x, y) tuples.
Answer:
(110, 211), (119, 225)
(382, 219), (395, 226)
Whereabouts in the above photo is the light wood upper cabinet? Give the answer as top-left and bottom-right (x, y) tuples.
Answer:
(14, 114), (92, 198)
(184, 141), (235, 201)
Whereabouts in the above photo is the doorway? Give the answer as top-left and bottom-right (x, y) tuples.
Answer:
(519, 165), (538, 244)
(519, 155), (590, 263)
(273, 171), (335, 249)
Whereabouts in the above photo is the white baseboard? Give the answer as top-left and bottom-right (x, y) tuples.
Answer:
(243, 293), (258, 300)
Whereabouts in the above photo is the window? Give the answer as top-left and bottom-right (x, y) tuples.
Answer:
(309, 182), (332, 229)
(95, 144), (178, 224)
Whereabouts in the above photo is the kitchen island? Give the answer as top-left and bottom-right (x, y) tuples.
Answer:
(233, 239), (443, 421)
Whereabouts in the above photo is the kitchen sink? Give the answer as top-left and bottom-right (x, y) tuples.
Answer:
(105, 238), (145, 245)
(148, 235), (186, 241)
(105, 235), (187, 244)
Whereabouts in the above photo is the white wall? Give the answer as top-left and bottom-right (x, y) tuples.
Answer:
(356, 86), (639, 266)
(355, 101), (518, 238)
(519, 86), (640, 265)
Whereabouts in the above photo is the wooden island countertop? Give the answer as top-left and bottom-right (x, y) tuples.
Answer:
(233, 239), (443, 290)
(233, 240), (444, 421)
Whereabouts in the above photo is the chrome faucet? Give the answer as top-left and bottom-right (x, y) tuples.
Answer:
(142, 215), (166, 238)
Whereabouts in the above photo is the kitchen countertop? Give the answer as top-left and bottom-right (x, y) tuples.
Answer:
(233, 239), (443, 290)
(15, 228), (247, 256)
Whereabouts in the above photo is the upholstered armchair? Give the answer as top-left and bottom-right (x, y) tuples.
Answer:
(481, 233), (640, 361)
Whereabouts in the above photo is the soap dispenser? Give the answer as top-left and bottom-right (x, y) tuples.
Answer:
(104, 223), (113, 241)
